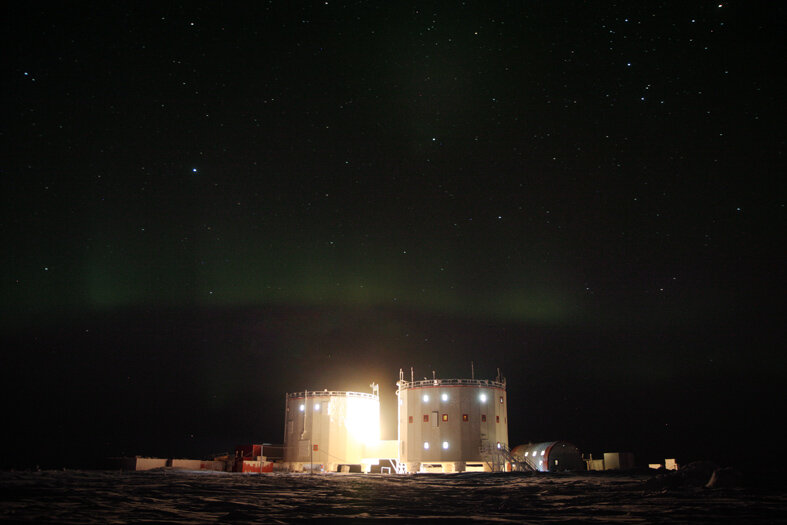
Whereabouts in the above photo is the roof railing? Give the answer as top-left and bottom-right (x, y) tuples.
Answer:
(396, 378), (506, 390)
(286, 390), (378, 400)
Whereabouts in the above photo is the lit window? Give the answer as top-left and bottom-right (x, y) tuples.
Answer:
(408, 416), (413, 424)
(314, 403), (321, 411)
(500, 396), (504, 404)
(497, 442), (501, 449)
(442, 414), (448, 422)
(441, 393), (448, 401)
(423, 394), (429, 402)
(481, 414), (486, 422)
(496, 415), (499, 423)
(299, 404), (305, 411)
(423, 414), (429, 423)
(462, 414), (468, 422)
(479, 393), (487, 402)
(541, 450), (545, 456)
(442, 441), (449, 449)
(423, 442), (430, 450)
(524, 452), (529, 457)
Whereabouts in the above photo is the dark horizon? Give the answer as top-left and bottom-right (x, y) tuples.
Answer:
(3, 2), (784, 474)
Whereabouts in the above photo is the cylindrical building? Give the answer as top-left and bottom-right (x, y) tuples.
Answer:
(283, 388), (380, 472)
(396, 372), (508, 473)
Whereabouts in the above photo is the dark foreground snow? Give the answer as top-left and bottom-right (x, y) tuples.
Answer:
(1, 469), (785, 523)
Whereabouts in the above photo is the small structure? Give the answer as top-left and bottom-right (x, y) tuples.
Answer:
(603, 452), (635, 470)
(511, 442), (585, 472)
(112, 457), (168, 471)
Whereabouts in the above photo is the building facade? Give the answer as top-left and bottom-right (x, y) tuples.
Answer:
(396, 371), (509, 473)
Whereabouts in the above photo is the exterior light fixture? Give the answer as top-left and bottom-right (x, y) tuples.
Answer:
(423, 394), (429, 402)
(299, 404), (305, 411)
(423, 442), (430, 450)
(442, 441), (449, 449)
(314, 403), (321, 411)
(479, 393), (487, 402)
(441, 393), (448, 401)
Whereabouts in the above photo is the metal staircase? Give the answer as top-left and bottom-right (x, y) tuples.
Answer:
(479, 442), (534, 472)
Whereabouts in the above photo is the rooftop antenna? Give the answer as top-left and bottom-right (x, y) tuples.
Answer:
(410, 367), (414, 382)
(471, 361), (475, 380)
(432, 370), (436, 380)
(497, 368), (501, 382)
(399, 368), (404, 382)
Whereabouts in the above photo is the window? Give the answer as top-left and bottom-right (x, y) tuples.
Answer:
(500, 396), (504, 404)
(423, 414), (429, 423)
(496, 415), (500, 423)
(408, 416), (413, 424)
(442, 413), (448, 422)
(481, 414), (487, 422)
(462, 414), (469, 422)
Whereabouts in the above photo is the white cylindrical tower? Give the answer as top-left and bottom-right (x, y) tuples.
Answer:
(283, 389), (380, 472)
(396, 374), (509, 473)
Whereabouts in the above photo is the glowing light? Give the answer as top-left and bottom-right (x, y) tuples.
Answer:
(524, 452), (529, 457)
(345, 396), (380, 445)
(423, 442), (430, 450)
(441, 393), (448, 401)
(314, 403), (321, 411)
(479, 393), (487, 402)
(299, 404), (305, 411)
(541, 450), (545, 456)
(423, 394), (429, 402)
(497, 442), (501, 449)
(442, 441), (449, 449)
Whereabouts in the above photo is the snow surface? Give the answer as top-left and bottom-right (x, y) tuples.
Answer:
(1, 469), (785, 523)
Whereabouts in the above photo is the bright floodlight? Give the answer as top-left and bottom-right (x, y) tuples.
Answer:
(442, 441), (449, 449)
(479, 393), (487, 402)
(299, 404), (305, 411)
(441, 393), (448, 401)
(345, 396), (380, 445)
(423, 394), (429, 402)
(423, 442), (430, 450)
(314, 403), (321, 411)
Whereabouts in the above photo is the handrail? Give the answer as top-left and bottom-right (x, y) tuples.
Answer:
(396, 378), (506, 390)
(286, 390), (378, 400)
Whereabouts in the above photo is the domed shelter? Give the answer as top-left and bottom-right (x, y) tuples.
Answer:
(511, 441), (584, 472)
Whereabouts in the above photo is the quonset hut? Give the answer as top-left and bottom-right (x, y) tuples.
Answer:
(396, 369), (510, 473)
(511, 441), (585, 472)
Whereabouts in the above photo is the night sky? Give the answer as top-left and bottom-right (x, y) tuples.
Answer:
(3, 2), (784, 471)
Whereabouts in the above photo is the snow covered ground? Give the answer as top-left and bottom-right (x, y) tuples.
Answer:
(1, 469), (784, 523)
